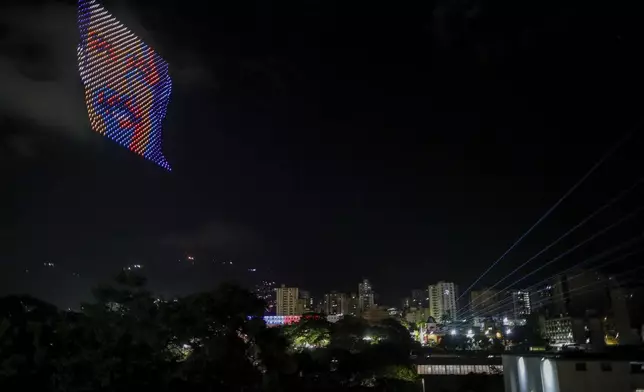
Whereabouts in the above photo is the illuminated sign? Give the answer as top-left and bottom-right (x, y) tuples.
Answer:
(77, 0), (172, 170)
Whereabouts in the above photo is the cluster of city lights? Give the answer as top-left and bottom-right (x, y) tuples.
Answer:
(77, 0), (172, 170)
(262, 315), (302, 325)
(124, 264), (143, 271)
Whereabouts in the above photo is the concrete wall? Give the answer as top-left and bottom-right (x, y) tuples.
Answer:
(503, 355), (644, 392)
(503, 356), (550, 392)
(556, 360), (644, 392)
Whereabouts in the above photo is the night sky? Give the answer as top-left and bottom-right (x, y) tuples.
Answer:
(2, 0), (644, 309)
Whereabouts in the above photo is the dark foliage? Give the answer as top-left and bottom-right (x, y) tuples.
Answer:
(0, 273), (418, 392)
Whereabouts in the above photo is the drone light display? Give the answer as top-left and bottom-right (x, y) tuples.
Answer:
(77, 0), (172, 170)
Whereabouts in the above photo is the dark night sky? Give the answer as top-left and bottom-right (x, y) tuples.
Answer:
(2, 0), (644, 308)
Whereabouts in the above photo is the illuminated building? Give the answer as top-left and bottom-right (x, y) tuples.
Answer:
(262, 315), (301, 326)
(531, 283), (554, 315)
(358, 279), (375, 313)
(323, 291), (348, 315)
(418, 362), (502, 375)
(511, 290), (532, 319)
(347, 292), (359, 316)
(548, 270), (611, 318)
(412, 289), (428, 308)
(299, 290), (314, 314)
(254, 280), (276, 315)
(258, 314), (344, 326)
(77, 0), (172, 170)
(428, 281), (458, 323)
(405, 307), (431, 324)
(276, 285), (299, 316)
(543, 316), (584, 345)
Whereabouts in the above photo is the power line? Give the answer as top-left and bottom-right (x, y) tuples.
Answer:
(457, 130), (633, 302)
(455, 206), (644, 319)
(454, 232), (644, 320)
(455, 258), (644, 326)
(455, 176), (644, 315)
(494, 207), (643, 292)
(456, 235), (643, 321)
(454, 241), (644, 321)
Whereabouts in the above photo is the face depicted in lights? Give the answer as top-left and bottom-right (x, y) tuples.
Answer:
(77, 0), (172, 170)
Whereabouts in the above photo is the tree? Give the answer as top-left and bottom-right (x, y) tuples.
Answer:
(52, 271), (175, 391)
(283, 315), (331, 350)
(439, 334), (468, 350)
(329, 315), (369, 352)
(510, 314), (548, 350)
(440, 311), (452, 324)
(0, 296), (60, 390)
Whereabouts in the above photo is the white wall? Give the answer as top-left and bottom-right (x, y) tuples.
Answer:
(503, 355), (644, 392)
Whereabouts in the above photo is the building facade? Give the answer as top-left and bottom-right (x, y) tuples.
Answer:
(358, 279), (375, 313)
(502, 353), (644, 392)
(254, 280), (277, 315)
(323, 291), (348, 315)
(276, 285), (299, 316)
(543, 316), (586, 345)
(411, 289), (428, 308)
(299, 290), (314, 314)
(511, 290), (532, 320)
(347, 292), (359, 316)
(405, 307), (431, 325)
(428, 281), (458, 323)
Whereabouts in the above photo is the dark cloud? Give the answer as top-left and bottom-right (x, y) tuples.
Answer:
(0, 1), (211, 146)
(0, 3), (87, 138)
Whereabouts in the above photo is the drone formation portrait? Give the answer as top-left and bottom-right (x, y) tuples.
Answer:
(77, 0), (172, 170)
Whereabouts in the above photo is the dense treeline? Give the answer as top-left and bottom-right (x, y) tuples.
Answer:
(0, 272), (417, 392)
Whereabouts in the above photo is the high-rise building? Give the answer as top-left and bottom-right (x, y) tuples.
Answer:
(428, 281), (458, 323)
(323, 291), (348, 315)
(511, 290), (531, 319)
(358, 279), (375, 313)
(547, 269), (610, 318)
(470, 288), (500, 317)
(530, 283), (554, 316)
(276, 285), (299, 316)
(299, 290), (314, 314)
(254, 280), (277, 314)
(411, 289), (428, 308)
(347, 292), (359, 316)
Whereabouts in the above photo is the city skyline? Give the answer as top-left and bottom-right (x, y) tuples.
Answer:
(2, 0), (644, 314)
(2, 1), (644, 390)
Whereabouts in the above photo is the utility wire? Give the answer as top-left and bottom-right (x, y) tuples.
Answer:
(455, 204), (644, 319)
(455, 176), (644, 315)
(455, 205), (644, 319)
(454, 260), (644, 327)
(456, 234), (644, 320)
(492, 207), (643, 293)
(454, 240), (644, 321)
(457, 130), (634, 302)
